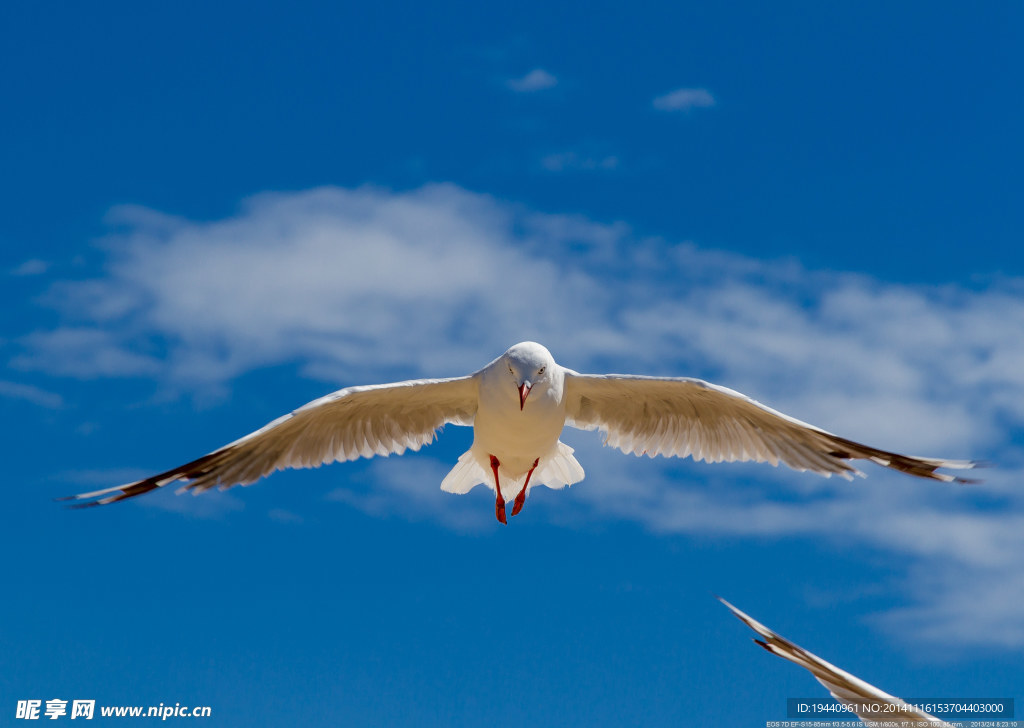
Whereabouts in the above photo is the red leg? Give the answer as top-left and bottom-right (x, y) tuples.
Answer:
(490, 455), (506, 525)
(511, 458), (540, 517)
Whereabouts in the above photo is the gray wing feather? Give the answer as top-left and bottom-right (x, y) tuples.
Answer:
(563, 373), (976, 482)
(66, 376), (478, 506)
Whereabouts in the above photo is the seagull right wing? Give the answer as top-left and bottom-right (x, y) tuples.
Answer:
(563, 372), (977, 482)
(720, 598), (951, 727)
(64, 376), (478, 506)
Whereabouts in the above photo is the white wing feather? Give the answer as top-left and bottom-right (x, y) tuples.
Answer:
(564, 373), (976, 482)
(720, 598), (951, 727)
(66, 376), (478, 506)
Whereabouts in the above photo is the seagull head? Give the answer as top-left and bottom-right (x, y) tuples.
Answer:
(504, 342), (556, 410)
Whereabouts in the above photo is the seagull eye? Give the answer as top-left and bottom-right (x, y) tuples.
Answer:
(538, 366), (545, 375)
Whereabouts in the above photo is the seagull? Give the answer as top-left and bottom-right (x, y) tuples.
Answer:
(65, 341), (977, 523)
(720, 597), (952, 727)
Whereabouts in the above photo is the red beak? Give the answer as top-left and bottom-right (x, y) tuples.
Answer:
(518, 382), (532, 410)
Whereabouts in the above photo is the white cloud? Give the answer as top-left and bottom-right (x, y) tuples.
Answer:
(268, 508), (304, 524)
(876, 559), (1024, 647)
(133, 488), (246, 519)
(506, 68), (557, 92)
(18, 184), (625, 389)
(14, 328), (163, 379)
(0, 379), (63, 408)
(11, 258), (49, 276)
(541, 151), (619, 173)
(550, 432), (1024, 648)
(326, 456), (487, 532)
(652, 87), (716, 111)
(19, 182), (1024, 647)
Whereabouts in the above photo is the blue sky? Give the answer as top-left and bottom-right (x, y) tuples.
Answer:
(2, 2), (1023, 726)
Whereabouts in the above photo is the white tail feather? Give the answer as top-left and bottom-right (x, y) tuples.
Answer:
(440, 451), (489, 495)
(439, 441), (585, 498)
(531, 441), (585, 491)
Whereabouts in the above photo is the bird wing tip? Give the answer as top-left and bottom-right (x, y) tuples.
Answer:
(63, 499), (104, 510)
(717, 596), (769, 635)
(56, 491), (114, 508)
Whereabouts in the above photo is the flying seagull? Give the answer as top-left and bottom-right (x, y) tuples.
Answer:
(720, 597), (952, 727)
(65, 341), (976, 523)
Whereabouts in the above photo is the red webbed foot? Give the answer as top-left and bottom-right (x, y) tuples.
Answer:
(510, 458), (539, 518)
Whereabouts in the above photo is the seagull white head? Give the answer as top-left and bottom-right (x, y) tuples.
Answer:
(504, 341), (556, 410)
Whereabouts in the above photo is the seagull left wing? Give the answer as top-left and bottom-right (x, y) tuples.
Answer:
(563, 373), (976, 482)
(720, 598), (951, 727)
(65, 376), (478, 506)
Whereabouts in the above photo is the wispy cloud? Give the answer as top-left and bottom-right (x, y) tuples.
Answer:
(559, 431), (1024, 648)
(506, 68), (557, 92)
(326, 457), (487, 532)
(18, 183), (1024, 647)
(540, 151), (619, 173)
(268, 508), (304, 524)
(14, 328), (163, 379)
(18, 185), (621, 388)
(652, 87), (716, 111)
(23, 185), (1024, 452)
(0, 379), (63, 408)
(10, 258), (49, 276)
(133, 488), (246, 519)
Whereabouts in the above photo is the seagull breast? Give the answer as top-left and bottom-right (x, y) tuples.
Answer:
(472, 361), (568, 477)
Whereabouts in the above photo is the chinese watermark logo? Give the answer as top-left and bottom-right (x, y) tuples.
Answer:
(17, 700), (93, 721)
(16, 699), (207, 720)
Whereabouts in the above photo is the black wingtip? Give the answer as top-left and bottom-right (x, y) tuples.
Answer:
(63, 500), (104, 510)
(56, 491), (112, 508)
(55, 494), (100, 509)
(949, 459), (989, 485)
